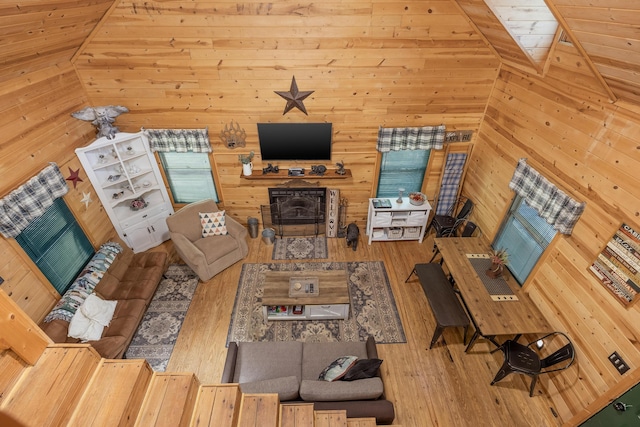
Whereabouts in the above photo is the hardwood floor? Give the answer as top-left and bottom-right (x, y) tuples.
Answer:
(165, 234), (563, 426)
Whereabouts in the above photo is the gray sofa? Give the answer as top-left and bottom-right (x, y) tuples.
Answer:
(221, 337), (395, 424)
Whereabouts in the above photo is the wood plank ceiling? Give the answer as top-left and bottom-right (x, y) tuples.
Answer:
(0, 0), (113, 82)
(454, 0), (640, 104)
(3, 0), (638, 105)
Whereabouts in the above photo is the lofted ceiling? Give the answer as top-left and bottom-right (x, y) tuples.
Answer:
(2, 0), (639, 105)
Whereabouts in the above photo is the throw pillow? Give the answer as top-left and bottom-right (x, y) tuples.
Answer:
(200, 211), (227, 237)
(341, 358), (383, 381)
(68, 293), (117, 342)
(318, 356), (358, 382)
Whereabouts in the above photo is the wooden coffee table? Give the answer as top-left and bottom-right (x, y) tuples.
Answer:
(262, 270), (350, 321)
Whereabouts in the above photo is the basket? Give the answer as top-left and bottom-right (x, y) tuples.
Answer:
(388, 227), (403, 238)
(403, 226), (422, 239)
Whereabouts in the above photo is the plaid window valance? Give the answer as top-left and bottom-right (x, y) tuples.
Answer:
(376, 125), (445, 152)
(509, 158), (585, 235)
(0, 163), (69, 238)
(146, 128), (211, 153)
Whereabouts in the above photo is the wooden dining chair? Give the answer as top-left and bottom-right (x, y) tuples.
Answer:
(490, 331), (575, 397)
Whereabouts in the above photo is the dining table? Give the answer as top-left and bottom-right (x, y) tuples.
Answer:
(434, 236), (552, 352)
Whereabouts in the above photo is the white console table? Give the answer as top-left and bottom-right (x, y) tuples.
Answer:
(366, 197), (432, 244)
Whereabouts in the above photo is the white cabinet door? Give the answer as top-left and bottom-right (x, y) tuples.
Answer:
(123, 211), (172, 253)
(148, 212), (171, 243)
(123, 222), (155, 252)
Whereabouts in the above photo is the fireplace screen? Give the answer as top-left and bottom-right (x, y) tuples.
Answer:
(261, 187), (326, 236)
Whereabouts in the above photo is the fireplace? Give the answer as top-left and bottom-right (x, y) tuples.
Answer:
(268, 187), (326, 226)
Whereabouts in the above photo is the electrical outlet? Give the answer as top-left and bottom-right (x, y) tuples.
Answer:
(609, 351), (630, 375)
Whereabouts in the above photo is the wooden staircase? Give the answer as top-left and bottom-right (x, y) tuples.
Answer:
(0, 345), (379, 427)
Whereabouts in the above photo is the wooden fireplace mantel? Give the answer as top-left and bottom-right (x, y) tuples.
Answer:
(240, 168), (351, 180)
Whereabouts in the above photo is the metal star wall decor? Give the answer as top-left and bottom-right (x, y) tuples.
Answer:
(66, 168), (83, 189)
(274, 76), (314, 115)
(81, 192), (92, 209)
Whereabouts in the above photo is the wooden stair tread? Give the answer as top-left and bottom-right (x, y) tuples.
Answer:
(280, 403), (315, 427)
(346, 418), (378, 427)
(314, 409), (347, 427)
(2, 343), (382, 427)
(68, 359), (152, 427)
(0, 350), (28, 406)
(0, 345), (100, 427)
(237, 393), (280, 427)
(135, 372), (200, 427)
(189, 384), (241, 427)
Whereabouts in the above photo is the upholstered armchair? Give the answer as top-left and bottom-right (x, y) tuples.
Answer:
(166, 199), (248, 281)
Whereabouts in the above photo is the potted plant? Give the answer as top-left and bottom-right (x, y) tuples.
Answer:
(239, 151), (254, 176)
(486, 248), (508, 278)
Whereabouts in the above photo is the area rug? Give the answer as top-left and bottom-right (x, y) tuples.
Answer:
(124, 265), (199, 371)
(226, 261), (406, 345)
(272, 236), (328, 260)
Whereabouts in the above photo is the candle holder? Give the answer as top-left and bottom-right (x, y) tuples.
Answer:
(396, 187), (405, 204)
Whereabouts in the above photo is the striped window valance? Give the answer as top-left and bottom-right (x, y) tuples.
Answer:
(146, 128), (211, 153)
(376, 125), (445, 152)
(509, 158), (585, 235)
(0, 163), (69, 238)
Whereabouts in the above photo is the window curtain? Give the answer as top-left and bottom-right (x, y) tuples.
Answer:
(435, 153), (467, 215)
(146, 128), (211, 153)
(376, 125), (445, 152)
(509, 158), (585, 235)
(0, 163), (69, 238)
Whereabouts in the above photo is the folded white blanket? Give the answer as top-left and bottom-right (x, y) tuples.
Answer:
(68, 293), (117, 342)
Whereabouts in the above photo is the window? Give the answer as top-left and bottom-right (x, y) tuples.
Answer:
(493, 195), (556, 285)
(16, 198), (94, 295)
(159, 152), (219, 203)
(376, 150), (430, 198)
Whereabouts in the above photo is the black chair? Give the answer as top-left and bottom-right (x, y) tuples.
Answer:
(462, 220), (478, 236)
(490, 332), (575, 397)
(429, 197), (474, 238)
(429, 220), (479, 263)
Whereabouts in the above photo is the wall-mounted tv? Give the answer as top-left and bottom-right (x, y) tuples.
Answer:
(257, 123), (332, 161)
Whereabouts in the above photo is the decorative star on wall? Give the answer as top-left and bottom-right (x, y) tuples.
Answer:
(81, 192), (92, 209)
(66, 168), (83, 189)
(274, 76), (314, 115)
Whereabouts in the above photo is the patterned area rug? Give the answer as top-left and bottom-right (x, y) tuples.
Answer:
(227, 261), (406, 345)
(272, 236), (328, 260)
(124, 265), (199, 371)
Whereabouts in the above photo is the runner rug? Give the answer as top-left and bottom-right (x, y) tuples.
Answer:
(124, 265), (199, 371)
(272, 236), (328, 260)
(227, 261), (406, 345)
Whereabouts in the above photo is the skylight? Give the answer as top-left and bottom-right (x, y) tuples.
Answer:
(484, 0), (559, 64)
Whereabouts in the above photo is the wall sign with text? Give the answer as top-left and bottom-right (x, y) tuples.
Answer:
(589, 223), (640, 307)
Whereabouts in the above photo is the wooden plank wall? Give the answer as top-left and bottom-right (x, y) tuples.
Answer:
(0, 65), (118, 321)
(0, 0), (117, 321)
(465, 42), (640, 423)
(73, 0), (500, 227)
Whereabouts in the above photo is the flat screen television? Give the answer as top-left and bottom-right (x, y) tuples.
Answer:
(257, 123), (332, 161)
